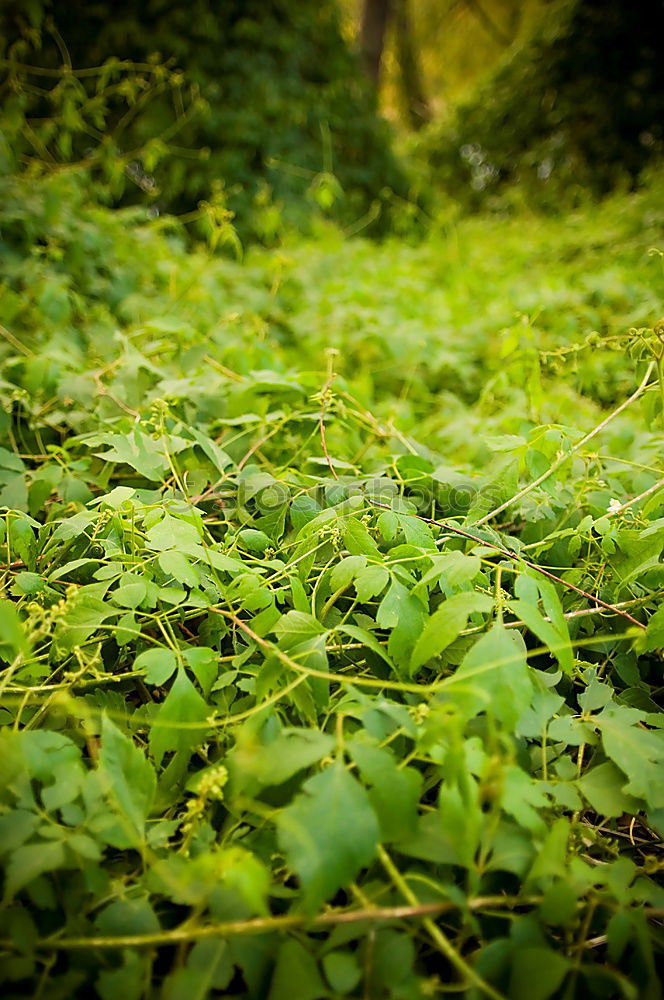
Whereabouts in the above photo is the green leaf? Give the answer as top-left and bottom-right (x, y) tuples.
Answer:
(397, 809), (463, 865)
(539, 882), (579, 926)
(446, 624), (532, 728)
(416, 550), (481, 593)
(377, 579), (424, 669)
(163, 940), (234, 1000)
(322, 951), (361, 994)
(232, 727), (335, 789)
(96, 898), (160, 936)
(508, 947), (570, 1000)
(348, 737), (421, 841)
(596, 704), (664, 809)
(501, 765), (549, 834)
(527, 818), (570, 885)
(149, 668), (210, 767)
(9, 516), (38, 569)
(184, 647), (218, 696)
(372, 928), (415, 986)
(410, 592), (492, 673)
(98, 714), (156, 846)
(577, 761), (643, 817)
(238, 528), (271, 553)
(217, 846), (270, 915)
(20, 730), (80, 781)
(135, 648), (178, 686)
(508, 596), (573, 674)
(377, 510), (398, 541)
(268, 939), (326, 1000)
(342, 516), (381, 557)
(188, 426), (232, 474)
(276, 761), (379, 912)
(438, 778), (483, 869)
(112, 572), (148, 609)
(0, 811), (39, 856)
(645, 605), (664, 651)
(145, 514), (202, 552)
(158, 550), (200, 587)
(334, 624), (393, 667)
(0, 599), (28, 659)
(94, 429), (170, 481)
(354, 562), (389, 602)
(4, 841), (65, 901)
(97, 951), (144, 1000)
(330, 554), (366, 591)
(0, 446), (25, 472)
(397, 513), (436, 550)
(53, 592), (116, 655)
(274, 610), (326, 647)
(12, 571), (43, 596)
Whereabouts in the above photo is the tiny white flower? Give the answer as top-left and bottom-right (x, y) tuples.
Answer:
(607, 497), (622, 515)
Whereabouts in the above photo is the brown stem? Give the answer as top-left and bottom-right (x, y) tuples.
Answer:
(368, 501), (646, 630)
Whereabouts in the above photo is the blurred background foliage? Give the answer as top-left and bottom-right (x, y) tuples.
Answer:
(412, 0), (664, 209)
(0, 0), (411, 242)
(1, 0), (663, 244)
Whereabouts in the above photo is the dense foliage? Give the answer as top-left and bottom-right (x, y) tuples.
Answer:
(1, 151), (664, 999)
(417, 0), (664, 209)
(0, 0), (411, 240)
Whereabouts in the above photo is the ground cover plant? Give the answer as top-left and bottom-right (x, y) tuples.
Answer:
(1, 157), (664, 1000)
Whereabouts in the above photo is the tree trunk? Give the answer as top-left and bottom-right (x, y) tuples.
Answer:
(393, 0), (431, 129)
(360, 0), (391, 86)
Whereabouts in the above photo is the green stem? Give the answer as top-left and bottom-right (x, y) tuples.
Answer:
(475, 362), (655, 526)
(377, 844), (506, 1000)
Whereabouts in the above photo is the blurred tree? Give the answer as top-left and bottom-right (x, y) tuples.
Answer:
(359, 0), (391, 84)
(358, 0), (431, 129)
(343, 0), (547, 125)
(463, 0), (511, 47)
(393, 0), (431, 129)
(417, 0), (664, 206)
(1, 0), (413, 240)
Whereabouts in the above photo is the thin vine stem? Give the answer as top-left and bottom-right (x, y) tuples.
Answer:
(475, 362), (655, 526)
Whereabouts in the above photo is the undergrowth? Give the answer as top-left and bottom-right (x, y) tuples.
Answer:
(1, 166), (664, 1000)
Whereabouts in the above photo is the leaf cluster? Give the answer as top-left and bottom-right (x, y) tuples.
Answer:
(0, 157), (664, 998)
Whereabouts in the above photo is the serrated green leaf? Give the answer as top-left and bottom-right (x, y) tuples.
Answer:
(342, 516), (380, 557)
(135, 648), (178, 686)
(377, 578), (424, 669)
(410, 592), (492, 673)
(98, 714), (156, 846)
(0, 599), (28, 659)
(149, 668), (210, 767)
(145, 514), (202, 552)
(446, 624), (532, 727)
(277, 761), (379, 912)
(353, 562), (389, 602)
(348, 737), (421, 840)
(233, 727), (335, 789)
(577, 761), (643, 816)
(509, 946), (570, 1000)
(596, 704), (664, 809)
(158, 550), (200, 587)
(268, 939), (326, 1000)
(4, 841), (65, 901)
